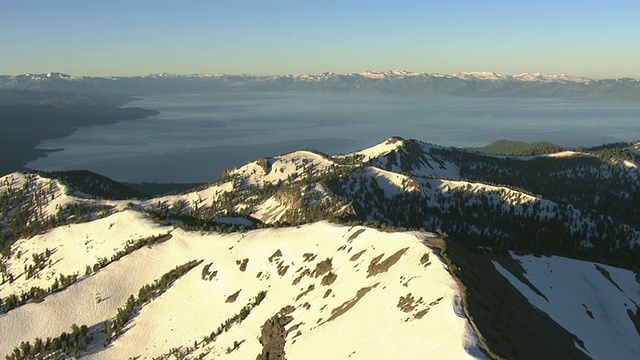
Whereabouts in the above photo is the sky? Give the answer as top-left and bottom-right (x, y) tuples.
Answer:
(1, 0), (639, 78)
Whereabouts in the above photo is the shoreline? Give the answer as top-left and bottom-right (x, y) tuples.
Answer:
(0, 103), (159, 178)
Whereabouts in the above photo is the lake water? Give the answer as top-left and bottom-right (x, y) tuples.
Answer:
(27, 92), (640, 183)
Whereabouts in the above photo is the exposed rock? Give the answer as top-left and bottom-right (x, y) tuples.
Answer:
(226, 290), (241, 303)
(256, 306), (295, 360)
(367, 248), (408, 277)
(313, 258), (332, 277)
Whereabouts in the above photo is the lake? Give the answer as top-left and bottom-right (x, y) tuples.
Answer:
(26, 92), (640, 183)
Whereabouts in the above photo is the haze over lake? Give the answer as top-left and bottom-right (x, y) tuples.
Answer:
(27, 92), (640, 183)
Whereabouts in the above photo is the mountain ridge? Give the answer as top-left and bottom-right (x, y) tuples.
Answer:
(2, 136), (640, 359)
(2, 70), (595, 82)
(4, 70), (640, 100)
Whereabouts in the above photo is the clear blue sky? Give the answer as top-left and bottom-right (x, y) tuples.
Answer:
(2, 0), (639, 78)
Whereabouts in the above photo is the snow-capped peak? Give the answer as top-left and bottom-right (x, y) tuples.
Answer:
(3, 70), (599, 84)
(20, 72), (81, 81)
(453, 72), (506, 81)
(512, 72), (588, 83)
(352, 136), (406, 160)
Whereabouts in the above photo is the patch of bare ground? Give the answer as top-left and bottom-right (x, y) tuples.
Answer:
(287, 322), (302, 334)
(277, 261), (289, 276)
(295, 285), (315, 301)
(256, 305), (295, 360)
(414, 308), (429, 319)
(367, 248), (409, 277)
(321, 283), (379, 324)
(256, 157), (272, 174)
(582, 304), (594, 319)
(348, 228), (366, 243)
(400, 275), (418, 287)
(269, 250), (282, 262)
(156, 233), (173, 243)
(226, 290), (241, 303)
(313, 258), (332, 277)
(349, 249), (366, 262)
(627, 306), (640, 335)
(323, 289), (332, 298)
(419, 253), (431, 267)
(442, 240), (590, 360)
(595, 264), (623, 291)
(412, 297), (443, 320)
(397, 293), (423, 312)
(292, 268), (311, 285)
(302, 253), (317, 262)
(321, 271), (337, 286)
(201, 262), (217, 281)
(237, 258), (249, 272)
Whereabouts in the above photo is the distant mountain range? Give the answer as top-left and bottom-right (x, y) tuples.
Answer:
(2, 70), (640, 100)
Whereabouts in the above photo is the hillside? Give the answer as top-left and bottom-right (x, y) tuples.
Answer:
(470, 140), (563, 156)
(494, 252), (640, 359)
(0, 216), (484, 359)
(1, 136), (640, 359)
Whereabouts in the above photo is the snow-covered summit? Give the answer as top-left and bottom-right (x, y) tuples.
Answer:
(453, 71), (507, 81)
(449, 71), (588, 83)
(512, 72), (589, 83)
(227, 150), (336, 187)
(350, 137), (460, 179)
(351, 136), (407, 160)
(19, 72), (82, 81)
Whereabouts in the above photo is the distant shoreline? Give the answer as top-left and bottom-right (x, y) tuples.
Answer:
(0, 99), (159, 178)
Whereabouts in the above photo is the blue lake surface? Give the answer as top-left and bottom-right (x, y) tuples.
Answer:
(27, 92), (640, 183)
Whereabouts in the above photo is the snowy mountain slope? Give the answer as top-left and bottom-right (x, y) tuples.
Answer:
(110, 137), (640, 256)
(4, 136), (639, 260)
(422, 178), (553, 209)
(227, 150), (335, 188)
(344, 137), (460, 179)
(494, 253), (640, 359)
(364, 166), (421, 197)
(0, 171), (134, 253)
(0, 172), (105, 223)
(0, 211), (171, 300)
(140, 181), (234, 216)
(350, 136), (406, 161)
(0, 217), (485, 359)
(0, 171), (133, 218)
(0, 212), (175, 355)
(481, 150), (592, 161)
(2, 137), (640, 359)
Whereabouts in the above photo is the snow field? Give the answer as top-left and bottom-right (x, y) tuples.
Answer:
(0, 211), (172, 299)
(231, 150), (335, 187)
(1, 216), (484, 359)
(494, 253), (640, 359)
(354, 137), (405, 161)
